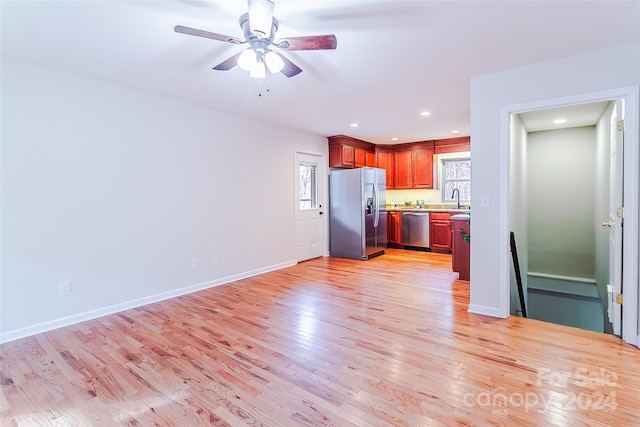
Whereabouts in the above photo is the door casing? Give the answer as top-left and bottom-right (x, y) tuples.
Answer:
(294, 150), (328, 262)
(499, 86), (639, 346)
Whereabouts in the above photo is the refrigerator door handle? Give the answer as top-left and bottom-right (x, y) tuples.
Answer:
(373, 181), (379, 228)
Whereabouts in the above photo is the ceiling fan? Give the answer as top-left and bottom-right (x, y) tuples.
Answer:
(175, 0), (337, 78)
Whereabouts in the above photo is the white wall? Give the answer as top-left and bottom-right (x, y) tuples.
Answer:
(469, 42), (640, 317)
(527, 126), (597, 278)
(509, 114), (528, 315)
(0, 58), (328, 342)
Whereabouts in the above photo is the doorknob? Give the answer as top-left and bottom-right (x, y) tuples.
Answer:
(319, 211), (323, 215)
(602, 221), (614, 228)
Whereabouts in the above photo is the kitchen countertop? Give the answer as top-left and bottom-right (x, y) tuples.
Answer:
(387, 207), (471, 214)
(451, 213), (471, 220)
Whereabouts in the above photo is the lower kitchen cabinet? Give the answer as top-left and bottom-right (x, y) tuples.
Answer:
(429, 212), (452, 252)
(387, 211), (403, 248)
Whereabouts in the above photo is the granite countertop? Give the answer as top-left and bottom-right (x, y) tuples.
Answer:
(387, 206), (470, 214)
(451, 213), (471, 220)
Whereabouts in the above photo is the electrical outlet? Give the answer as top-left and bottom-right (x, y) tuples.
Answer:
(212, 255), (218, 266)
(191, 258), (198, 270)
(59, 281), (71, 297)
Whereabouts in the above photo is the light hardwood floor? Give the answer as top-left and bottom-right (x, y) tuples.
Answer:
(1, 249), (639, 426)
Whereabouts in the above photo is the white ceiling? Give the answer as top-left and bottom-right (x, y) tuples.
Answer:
(519, 101), (611, 133)
(2, 1), (639, 145)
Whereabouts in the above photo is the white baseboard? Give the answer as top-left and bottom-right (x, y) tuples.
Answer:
(467, 303), (506, 318)
(0, 260), (297, 344)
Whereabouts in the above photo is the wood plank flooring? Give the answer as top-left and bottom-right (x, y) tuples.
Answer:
(1, 249), (639, 426)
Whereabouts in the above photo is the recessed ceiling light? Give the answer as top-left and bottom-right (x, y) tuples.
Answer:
(451, 130), (460, 134)
(419, 111), (431, 117)
(554, 119), (567, 124)
(391, 137), (399, 141)
(350, 123), (359, 128)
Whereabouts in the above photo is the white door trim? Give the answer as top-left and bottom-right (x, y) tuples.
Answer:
(499, 86), (639, 346)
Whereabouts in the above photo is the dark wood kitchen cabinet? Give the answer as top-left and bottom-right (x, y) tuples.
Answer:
(329, 143), (355, 167)
(392, 143), (434, 189)
(376, 149), (394, 188)
(354, 147), (366, 167)
(387, 211), (403, 248)
(394, 150), (413, 189)
(412, 146), (434, 189)
(452, 216), (470, 281)
(429, 212), (452, 252)
(329, 135), (466, 185)
(366, 150), (376, 167)
(328, 135), (376, 169)
(353, 147), (376, 167)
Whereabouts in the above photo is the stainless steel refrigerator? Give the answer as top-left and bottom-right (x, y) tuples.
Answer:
(329, 167), (387, 260)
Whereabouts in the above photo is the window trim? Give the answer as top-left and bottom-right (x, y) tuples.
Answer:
(298, 161), (318, 211)
(441, 156), (471, 204)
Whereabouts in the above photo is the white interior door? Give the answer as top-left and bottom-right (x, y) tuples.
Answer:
(295, 152), (325, 262)
(606, 99), (624, 336)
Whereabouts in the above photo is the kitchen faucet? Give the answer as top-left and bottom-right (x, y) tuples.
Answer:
(451, 188), (461, 209)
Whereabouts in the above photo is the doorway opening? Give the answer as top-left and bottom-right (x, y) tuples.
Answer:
(503, 86), (639, 346)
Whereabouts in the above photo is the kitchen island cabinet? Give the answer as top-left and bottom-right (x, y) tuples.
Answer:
(451, 214), (470, 281)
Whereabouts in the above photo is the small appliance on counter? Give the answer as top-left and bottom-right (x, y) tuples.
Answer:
(329, 167), (387, 260)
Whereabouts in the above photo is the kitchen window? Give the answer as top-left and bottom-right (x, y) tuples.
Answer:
(442, 157), (471, 203)
(298, 162), (318, 210)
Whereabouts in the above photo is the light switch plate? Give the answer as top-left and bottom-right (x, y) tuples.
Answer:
(480, 195), (490, 208)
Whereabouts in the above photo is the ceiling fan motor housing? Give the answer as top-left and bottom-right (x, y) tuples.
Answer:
(239, 13), (278, 49)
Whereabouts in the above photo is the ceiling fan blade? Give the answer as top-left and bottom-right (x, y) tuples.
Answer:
(212, 52), (243, 71)
(277, 54), (302, 78)
(276, 35), (337, 51)
(174, 25), (243, 44)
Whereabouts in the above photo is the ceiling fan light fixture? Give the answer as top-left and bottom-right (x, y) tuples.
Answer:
(264, 51), (284, 73)
(250, 61), (267, 79)
(248, 0), (274, 38)
(237, 48), (257, 71)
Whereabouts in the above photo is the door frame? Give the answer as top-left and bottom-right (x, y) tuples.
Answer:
(499, 86), (639, 346)
(294, 149), (329, 261)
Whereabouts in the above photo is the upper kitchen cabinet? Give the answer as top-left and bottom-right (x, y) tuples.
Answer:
(433, 136), (470, 154)
(328, 135), (375, 169)
(365, 150), (376, 167)
(393, 141), (434, 189)
(375, 149), (394, 188)
(412, 146), (434, 189)
(328, 135), (469, 189)
(393, 149), (412, 189)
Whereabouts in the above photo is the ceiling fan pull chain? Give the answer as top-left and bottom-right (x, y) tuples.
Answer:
(258, 71), (271, 97)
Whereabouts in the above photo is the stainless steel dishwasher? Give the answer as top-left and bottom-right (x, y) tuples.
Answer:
(402, 212), (430, 249)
